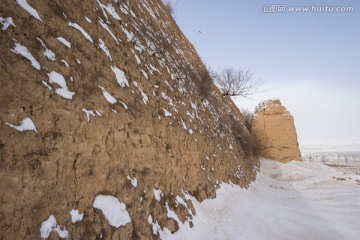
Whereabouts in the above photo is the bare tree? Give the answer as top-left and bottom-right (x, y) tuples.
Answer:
(211, 67), (260, 97)
(344, 155), (349, 166)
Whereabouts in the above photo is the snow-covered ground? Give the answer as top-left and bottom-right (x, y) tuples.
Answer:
(302, 151), (360, 176)
(163, 159), (360, 240)
(300, 138), (360, 153)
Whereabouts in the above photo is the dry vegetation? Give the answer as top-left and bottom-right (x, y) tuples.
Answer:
(241, 109), (255, 130)
(184, 65), (260, 158)
(163, 0), (175, 15)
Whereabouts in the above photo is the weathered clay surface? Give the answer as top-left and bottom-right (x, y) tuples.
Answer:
(253, 99), (301, 163)
(0, 0), (258, 239)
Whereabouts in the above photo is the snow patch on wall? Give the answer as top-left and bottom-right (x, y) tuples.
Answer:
(69, 209), (84, 223)
(99, 19), (119, 44)
(93, 195), (131, 228)
(127, 176), (138, 188)
(16, 0), (43, 22)
(153, 189), (162, 201)
(40, 215), (68, 239)
(82, 108), (95, 122)
(37, 38), (56, 61)
(48, 71), (75, 100)
(163, 108), (172, 117)
(97, 0), (121, 21)
(99, 39), (112, 60)
(99, 86), (117, 104)
(133, 81), (148, 105)
(0, 16), (16, 30)
(6, 118), (37, 133)
(68, 22), (93, 43)
(60, 59), (69, 67)
(11, 41), (40, 70)
(85, 16), (92, 23)
(57, 37), (71, 48)
(111, 66), (129, 87)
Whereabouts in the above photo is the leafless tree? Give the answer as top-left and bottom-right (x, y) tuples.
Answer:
(210, 67), (260, 97)
(344, 155), (349, 166)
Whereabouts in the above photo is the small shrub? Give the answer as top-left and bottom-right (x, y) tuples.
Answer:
(153, 32), (173, 54)
(197, 71), (213, 102)
(163, 1), (175, 15)
(177, 64), (213, 102)
(241, 109), (255, 129)
(229, 115), (260, 157)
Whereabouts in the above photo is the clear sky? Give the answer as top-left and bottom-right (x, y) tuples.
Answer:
(173, 0), (360, 149)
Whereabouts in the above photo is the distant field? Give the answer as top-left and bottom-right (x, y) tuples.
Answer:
(301, 151), (360, 175)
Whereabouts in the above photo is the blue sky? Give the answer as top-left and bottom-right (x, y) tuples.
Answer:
(173, 0), (360, 148)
